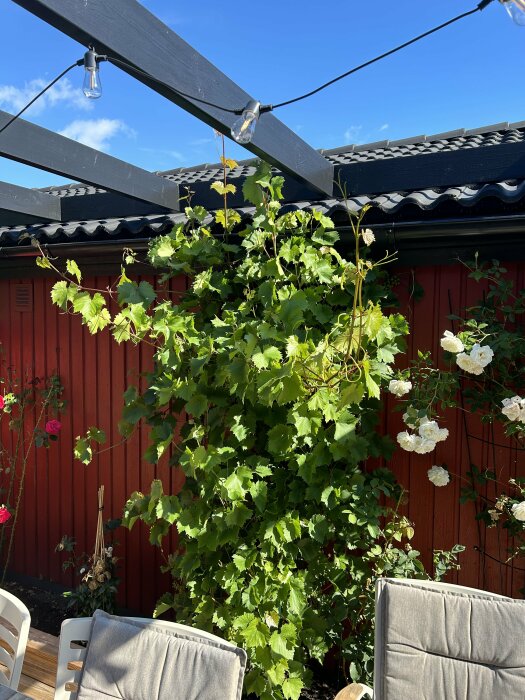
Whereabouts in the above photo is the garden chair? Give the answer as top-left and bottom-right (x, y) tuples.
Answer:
(54, 610), (247, 700)
(0, 588), (30, 690)
(344, 577), (525, 699)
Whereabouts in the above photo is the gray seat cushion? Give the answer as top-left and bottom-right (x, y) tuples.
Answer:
(375, 579), (525, 700)
(76, 610), (246, 700)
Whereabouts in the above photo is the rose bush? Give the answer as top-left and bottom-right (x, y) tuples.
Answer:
(387, 258), (525, 576)
(0, 367), (64, 578)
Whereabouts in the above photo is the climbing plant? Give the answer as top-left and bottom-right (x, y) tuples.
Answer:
(39, 161), (461, 698)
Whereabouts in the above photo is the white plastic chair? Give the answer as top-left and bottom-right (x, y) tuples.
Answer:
(345, 578), (513, 699)
(0, 588), (31, 690)
(54, 615), (242, 700)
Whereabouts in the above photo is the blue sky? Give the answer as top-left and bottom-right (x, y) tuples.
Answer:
(1, 0), (524, 188)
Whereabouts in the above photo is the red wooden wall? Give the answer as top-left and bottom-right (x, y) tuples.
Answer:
(387, 263), (525, 597)
(0, 273), (185, 614)
(0, 262), (524, 614)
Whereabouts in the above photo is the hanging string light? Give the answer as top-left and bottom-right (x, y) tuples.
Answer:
(82, 47), (105, 99)
(0, 0), (521, 144)
(500, 0), (525, 25)
(231, 101), (262, 144)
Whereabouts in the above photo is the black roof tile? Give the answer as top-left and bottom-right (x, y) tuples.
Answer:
(2, 121), (525, 246)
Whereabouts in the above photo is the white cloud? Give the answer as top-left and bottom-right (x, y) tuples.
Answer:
(344, 125), (363, 143)
(59, 119), (135, 151)
(0, 77), (91, 116)
(168, 150), (185, 161)
(139, 147), (186, 162)
(379, 123), (390, 132)
(189, 137), (214, 147)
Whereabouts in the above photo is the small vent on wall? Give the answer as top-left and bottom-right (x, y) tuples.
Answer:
(14, 284), (33, 313)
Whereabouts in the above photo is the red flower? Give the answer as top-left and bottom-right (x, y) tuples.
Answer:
(45, 419), (62, 435)
(0, 506), (11, 524)
(0, 396), (4, 411)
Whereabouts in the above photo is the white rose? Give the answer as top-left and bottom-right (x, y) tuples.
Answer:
(418, 420), (441, 441)
(427, 465), (450, 487)
(414, 436), (436, 454)
(397, 431), (417, 452)
(512, 501), (525, 522)
(440, 331), (464, 354)
(361, 228), (375, 246)
(418, 421), (448, 444)
(389, 380), (412, 397)
(502, 402), (522, 422)
(436, 428), (449, 443)
(470, 343), (494, 368)
(456, 353), (484, 375)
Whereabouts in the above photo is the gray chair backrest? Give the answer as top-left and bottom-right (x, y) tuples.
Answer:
(374, 578), (525, 700)
(57, 611), (247, 700)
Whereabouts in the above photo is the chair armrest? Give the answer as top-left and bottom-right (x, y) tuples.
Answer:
(334, 683), (373, 699)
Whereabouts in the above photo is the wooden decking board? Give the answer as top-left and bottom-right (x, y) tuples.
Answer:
(18, 675), (54, 700)
(27, 629), (59, 657)
(19, 629), (58, 700)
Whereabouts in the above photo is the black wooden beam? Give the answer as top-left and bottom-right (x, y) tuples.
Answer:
(11, 0), (334, 197)
(0, 110), (179, 211)
(336, 140), (525, 197)
(0, 179), (61, 221)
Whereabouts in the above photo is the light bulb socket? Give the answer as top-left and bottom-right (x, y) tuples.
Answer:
(234, 99), (261, 117)
(83, 47), (107, 69)
(478, 0), (495, 9)
(84, 48), (98, 70)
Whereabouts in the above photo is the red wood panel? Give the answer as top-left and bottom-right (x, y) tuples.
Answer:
(33, 277), (49, 581)
(1, 259), (525, 613)
(43, 276), (61, 583)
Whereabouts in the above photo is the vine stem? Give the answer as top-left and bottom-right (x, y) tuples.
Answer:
(0, 389), (25, 558)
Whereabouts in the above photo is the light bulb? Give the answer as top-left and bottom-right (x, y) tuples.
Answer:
(231, 100), (261, 144)
(83, 49), (102, 99)
(500, 0), (525, 25)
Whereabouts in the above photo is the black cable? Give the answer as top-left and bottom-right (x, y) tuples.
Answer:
(271, 3), (490, 110)
(106, 56), (240, 114)
(0, 0), (497, 136)
(109, 1), (494, 114)
(0, 60), (83, 136)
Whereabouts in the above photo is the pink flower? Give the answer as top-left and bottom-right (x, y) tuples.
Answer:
(0, 506), (11, 524)
(0, 396), (4, 411)
(45, 419), (62, 435)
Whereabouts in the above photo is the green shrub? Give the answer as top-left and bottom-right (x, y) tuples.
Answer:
(45, 161), (460, 699)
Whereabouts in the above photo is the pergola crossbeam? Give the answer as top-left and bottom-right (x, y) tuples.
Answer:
(12, 0), (334, 197)
(0, 179), (61, 221)
(0, 110), (179, 211)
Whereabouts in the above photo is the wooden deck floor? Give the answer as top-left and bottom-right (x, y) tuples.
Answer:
(18, 628), (58, 700)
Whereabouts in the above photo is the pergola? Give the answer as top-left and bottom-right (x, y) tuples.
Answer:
(1, 0), (525, 226)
